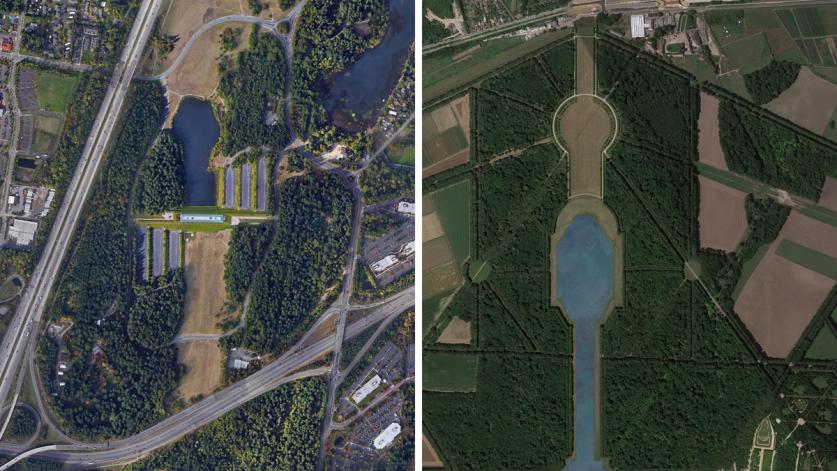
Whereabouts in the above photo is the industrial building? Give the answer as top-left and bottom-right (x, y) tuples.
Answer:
(363, 222), (415, 287)
(180, 214), (224, 223)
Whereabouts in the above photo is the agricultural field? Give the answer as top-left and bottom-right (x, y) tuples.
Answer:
(422, 352), (478, 392)
(422, 94), (470, 176)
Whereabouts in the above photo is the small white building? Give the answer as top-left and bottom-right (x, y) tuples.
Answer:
(8, 219), (37, 246)
(351, 374), (382, 403)
(631, 15), (646, 39)
(396, 201), (415, 215)
(373, 422), (402, 450)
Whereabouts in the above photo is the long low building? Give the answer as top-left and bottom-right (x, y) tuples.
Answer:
(180, 214), (225, 223)
(240, 163), (252, 210)
(256, 157), (268, 212)
(224, 166), (235, 208)
(373, 423), (402, 450)
(168, 230), (181, 270)
(351, 374), (382, 404)
(151, 228), (163, 277)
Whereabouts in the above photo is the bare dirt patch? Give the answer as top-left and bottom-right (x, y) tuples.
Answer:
(697, 92), (728, 171)
(437, 316), (472, 344)
(559, 96), (611, 198)
(818, 177), (837, 211)
(166, 21), (250, 98)
(176, 340), (223, 401)
(423, 434), (444, 468)
(734, 211), (837, 357)
(299, 315), (337, 350)
(181, 231), (232, 336)
(765, 67), (837, 135)
(698, 176), (748, 252)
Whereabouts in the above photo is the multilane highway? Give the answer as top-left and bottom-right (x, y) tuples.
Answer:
(0, 0), (163, 438)
(0, 288), (413, 470)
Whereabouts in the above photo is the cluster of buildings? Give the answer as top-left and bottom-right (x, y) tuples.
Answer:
(330, 394), (406, 470)
(19, 0), (109, 64)
(625, 11), (719, 60)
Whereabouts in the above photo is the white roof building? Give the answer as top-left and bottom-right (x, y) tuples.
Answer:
(351, 374), (382, 403)
(371, 255), (398, 274)
(397, 201), (415, 215)
(631, 15), (646, 38)
(8, 219), (37, 246)
(373, 423), (402, 450)
(401, 240), (415, 257)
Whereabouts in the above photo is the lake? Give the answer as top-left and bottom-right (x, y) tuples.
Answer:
(554, 214), (612, 471)
(172, 97), (218, 206)
(323, 0), (414, 130)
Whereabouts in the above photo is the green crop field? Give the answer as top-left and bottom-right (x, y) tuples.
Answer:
(35, 71), (79, 113)
(776, 9), (801, 38)
(805, 325), (837, 360)
(775, 239), (837, 279)
(430, 179), (471, 270)
(423, 352), (478, 392)
(732, 243), (771, 301)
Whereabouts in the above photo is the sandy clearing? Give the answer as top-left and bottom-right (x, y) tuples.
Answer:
(734, 210), (837, 358)
(818, 177), (837, 212)
(176, 340), (224, 402)
(698, 176), (748, 252)
(180, 231), (232, 336)
(424, 261), (460, 300)
(423, 212), (445, 241)
(560, 96), (610, 198)
(698, 92), (728, 171)
(422, 434), (444, 468)
(576, 35), (594, 95)
(765, 67), (837, 135)
(437, 316), (472, 344)
(166, 21), (250, 98)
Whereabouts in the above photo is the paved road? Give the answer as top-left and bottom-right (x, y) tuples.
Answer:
(0, 0), (163, 439)
(0, 292), (412, 469)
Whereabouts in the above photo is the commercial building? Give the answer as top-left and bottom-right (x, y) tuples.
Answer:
(397, 201), (415, 215)
(631, 15), (646, 38)
(8, 218), (37, 246)
(373, 423), (402, 450)
(351, 374), (382, 403)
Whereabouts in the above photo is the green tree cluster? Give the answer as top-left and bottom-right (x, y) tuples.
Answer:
(126, 378), (326, 470)
(359, 159), (414, 205)
(8, 406), (37, 440)
(240, 173), (354, 353)
(217, 28), (290, 154)
(134, 129), (186, 214)
(744, 60), (801, 104)
(223, 223), (274, 304)
(127, 269), (186, 349)
(718, 98), (837, 199)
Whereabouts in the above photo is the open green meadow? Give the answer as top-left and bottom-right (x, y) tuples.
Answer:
(776, 239), (837, 279)
(35, 71), (79, 113)
(805, 324), (837, 360)
(386, 142), (415, 165)
(423, 352), (478, 392)
(31, 113), (63, 154)
(429, 179), (471, 269)
(425, 0), (455, 18)
(721, 33), (773, 75)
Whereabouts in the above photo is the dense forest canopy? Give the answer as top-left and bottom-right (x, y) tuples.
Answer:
(743, 60), (801, 105)
(134, 129), (186, 214)
(224, 223), (274, 305)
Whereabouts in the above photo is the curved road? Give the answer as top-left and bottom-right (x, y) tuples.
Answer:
(0, 291), (412, 469)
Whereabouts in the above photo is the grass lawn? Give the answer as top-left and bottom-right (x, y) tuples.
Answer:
(775, 239), (837, 279)
(732, 243), (771, 301)
(35, 71), (78, 113)
(429, 179), (471, 270)
(721, 32), (773, 75)
(423, 351), (478, 392)
(805, 324), (837, 360)
(386, 142), (415, 165)
(32, 113), (63, 154)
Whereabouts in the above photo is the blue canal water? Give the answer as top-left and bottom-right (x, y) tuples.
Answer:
(172, 97), (218, 206)
(324, 0), (414, 129)
(554, 215), (613, 471)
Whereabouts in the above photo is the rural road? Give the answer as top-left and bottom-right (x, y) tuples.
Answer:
(0, 0), (163, 440)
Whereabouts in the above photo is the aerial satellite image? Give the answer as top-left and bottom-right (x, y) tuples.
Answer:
(423, 0), (837, 470)
(0, 0), (415, 469)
